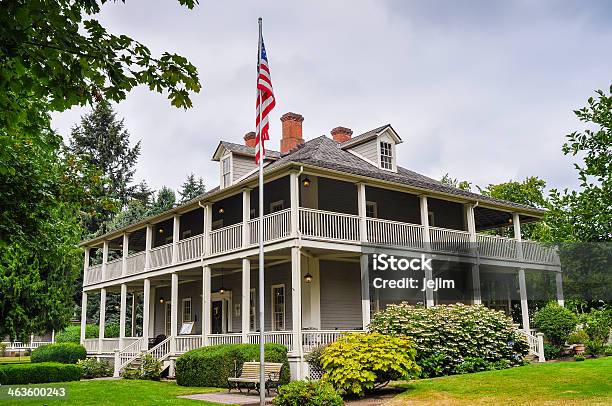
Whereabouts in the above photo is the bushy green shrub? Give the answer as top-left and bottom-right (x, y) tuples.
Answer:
(369, 303), (528, 377)
(581, 309), (612, 343)
(55, 324), (99, 343)
(0, 362), (82, 384)
(604, 344), (612, 356)
(304, 344), (327, 370)
(567, 330), (589, 345)
(543, 343), (564, 360)
(76, 358), (112, 378)
(175, 343), (289, 387)
(104, 323), (120, 338)
(585, 340), (605, 357)
(533, 302), (578, 346)
(120, 353), (161, 380)
(31, 343), (87, 364)
(574, 354), (586, 361)
(320, 333), (420, 397)
(273, 380), (343, 406)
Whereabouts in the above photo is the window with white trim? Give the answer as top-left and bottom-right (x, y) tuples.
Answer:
(366, 201), (377, 218)
(380, 141), (393, 170)
(182, 298), (192, 323)
(270, 200), (284, 213)
(221, 156), (231, 188)
(164, 302), (172, 336)
(271, 284), (285, 331)
(428, 211), (435, 227)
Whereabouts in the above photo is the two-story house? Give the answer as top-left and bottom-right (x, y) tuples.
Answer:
(79, 112), (561, 378)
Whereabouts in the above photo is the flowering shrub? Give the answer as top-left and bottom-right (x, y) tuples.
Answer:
(369, 303), (528, 377)
(320, 332), (420, 397)
(77, 358), (112, 378)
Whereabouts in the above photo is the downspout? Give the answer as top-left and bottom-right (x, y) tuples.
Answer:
(297, 166), (304, 248)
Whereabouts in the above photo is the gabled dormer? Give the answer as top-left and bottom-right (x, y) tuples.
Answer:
(212, 133), (280, 189)
(338, 124), (402, 172)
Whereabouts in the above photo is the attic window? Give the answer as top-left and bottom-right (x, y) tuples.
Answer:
(380, 141), (393, 170)
(221, 157), (231, 188)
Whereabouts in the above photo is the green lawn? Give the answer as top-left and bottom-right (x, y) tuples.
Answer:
(0, 356), (30, 364)
(391, 357), (612, 405)
(0, 380), (225, 405)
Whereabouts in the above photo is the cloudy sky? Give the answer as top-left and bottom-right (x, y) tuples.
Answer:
(52, 0), (612, 195)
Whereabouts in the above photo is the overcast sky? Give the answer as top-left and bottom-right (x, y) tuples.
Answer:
(51, 0), (612, 195)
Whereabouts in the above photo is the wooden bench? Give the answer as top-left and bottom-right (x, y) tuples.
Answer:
(227, 361), (284, 395)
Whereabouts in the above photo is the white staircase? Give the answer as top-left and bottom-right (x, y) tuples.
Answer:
(518, 329), (545, 362)
(113, 337), (173, 377)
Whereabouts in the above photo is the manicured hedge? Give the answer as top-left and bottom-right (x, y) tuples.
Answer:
(31, 343), (87, 364)
(176, 343), (290, 387)
(55, 324), (99, 343)
(0, 362), (82, 384)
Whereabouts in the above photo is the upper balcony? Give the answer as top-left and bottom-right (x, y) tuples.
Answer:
(83, 174), (559, 286)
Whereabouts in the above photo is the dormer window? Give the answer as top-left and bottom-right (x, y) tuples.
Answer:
(221, 156), (231, 188)
(380, 141), (393, 170)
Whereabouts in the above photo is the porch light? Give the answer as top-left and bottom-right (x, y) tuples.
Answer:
(508, 217), (513, 224)
(304, 273), (313, 283)
(158, 228), (164, 234)
(302, 177), (311, 187)
(218, 207), (225, 214)
(159, 297), (165, 304)
(218, 269), (226, 294)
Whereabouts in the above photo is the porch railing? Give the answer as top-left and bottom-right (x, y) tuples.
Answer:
(174, 335), (203, 354)
(248, 331), (294, 352)
(522, 240), (559, 265)
(85, 264), (103, 285)
(99, 338), (120, 353)
(299, 208), (360, 242)
(210, 224), (243, 255)
(208, 333), (242, 346)
(177, 234), (205, 263)
(150, 243), (173, 269)
(429, 227), (471, 254)
(83, 338), (99, 353)
(367, 218), (424, 249)
(117, 337), (145, 372)
(105, 258), (123, 280)
(302, 330), (362, 353)
(249, 208), (292, 245)
(477, 234), (517, 260)
(125, 252), (146, 275)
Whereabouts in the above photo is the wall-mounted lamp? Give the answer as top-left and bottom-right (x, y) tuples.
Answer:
(304, 273), (313, 283)
(218, 207), (225, 215)
(159, 296), (165, 304)
(158, 228), (164, 234)
(302, 177), (311, 188)
(508, 217), (513, 224)
(218, 268), (226, 294)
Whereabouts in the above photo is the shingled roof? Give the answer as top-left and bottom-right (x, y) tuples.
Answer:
(213, 141), (281, 161)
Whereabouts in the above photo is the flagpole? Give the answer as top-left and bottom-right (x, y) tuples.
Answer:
(257, 16), (265, 406)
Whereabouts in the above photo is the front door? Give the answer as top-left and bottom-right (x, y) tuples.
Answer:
(212, 300), (223, 334)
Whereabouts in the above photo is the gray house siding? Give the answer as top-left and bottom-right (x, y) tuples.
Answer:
(365, 186), (421, 224)
(349, 140), (377, 164)
(319, 260), (363, 330)
(233, 155), (256, 181)
(318, 178), (358, 215)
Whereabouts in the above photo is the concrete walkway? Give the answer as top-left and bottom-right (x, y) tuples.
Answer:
(179, 391), (275, 405)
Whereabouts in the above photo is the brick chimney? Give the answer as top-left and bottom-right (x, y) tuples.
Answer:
(331, 126), (353, 143)
(244, 131), (256, 148)
(280, 112), (304, 153)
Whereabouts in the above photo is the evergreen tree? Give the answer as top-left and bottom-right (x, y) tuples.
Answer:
(179, 173), (206, 203)
(68, 101), (141, 235)
(151, 187), (176, 215)
(131, 180), (155, 207)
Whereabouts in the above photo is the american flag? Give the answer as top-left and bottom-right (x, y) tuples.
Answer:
(255, 37), (275, 164)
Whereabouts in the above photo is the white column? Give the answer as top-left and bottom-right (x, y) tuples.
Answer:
(170, 273), (178, 353)
(145, 225), (153, 270)
(556, 272), (564, 307)
(80, 291), (88, 344)
(204, 204), (212, 256)
(466, 204), (481, 304)
(121, 233), (129, 277)
(142, 279), (151, 350)
(360, 254), (370, 330)
(290, 172), (299, 236)
(291, 247), (302, 358)
(101, 241), (109, 281)
(202, 266), (211, 345)
(51, 329), (55, 343)
(241, 258), (251, 343)
(518, 268), (530, 331)
(357, 183), (367, 242)
(419, 196), (434, 307)
(242, 189), (251, 247)
(513, 213), (523, 260)
(83, 247), (90, 284)
(172, 214), (180, 264)
(119, 284), (127, 347)
(98, 288), (107, 353)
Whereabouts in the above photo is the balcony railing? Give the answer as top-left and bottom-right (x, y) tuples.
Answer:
(177, 234), (205, 263)
(429, 226), (472, 254)
(210, 223), (243, 255)
(150, 243), (173, 269)
(299, 208), (360, 242)
(125, 252), (146, 275)
(105, 258), (123, 280)
(367, 218), (424, 249)
(249, 208), (291, 245)
(477, 234), (517, 259)
(523, 240), (559, 264)
(85, 264), (103, 285)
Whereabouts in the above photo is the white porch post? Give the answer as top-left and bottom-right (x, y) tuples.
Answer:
(142, 278), (151, 350)
(466, 204), (481, 305)
(80, 291), (88, 345)
(119, 284), (127, 348)
(419, 196), (435, 307)
(242, 189), (251, 247)
(202, 266), (211, 345)
(145, 225), (153, 270)
(241, 258), (251, 343)
(556, 272), (564, 307)
(360, 254), (370, 330)
(204, 204), (212, 256)
(513, 213), (530, 330)
(101, 241), (109, 281)
(357, 183), (367, 242)
(291, 247), (302, 360)
(290, 171), (299, 237)
(172, 214), (180, 264)
(170, 273), (178, 354)
(121, 233), (129, 277)
(83, 247), (90, 286)
(98, 288), (107, 354)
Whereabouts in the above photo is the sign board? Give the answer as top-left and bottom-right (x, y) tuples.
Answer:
(179, 321), (194, 335)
